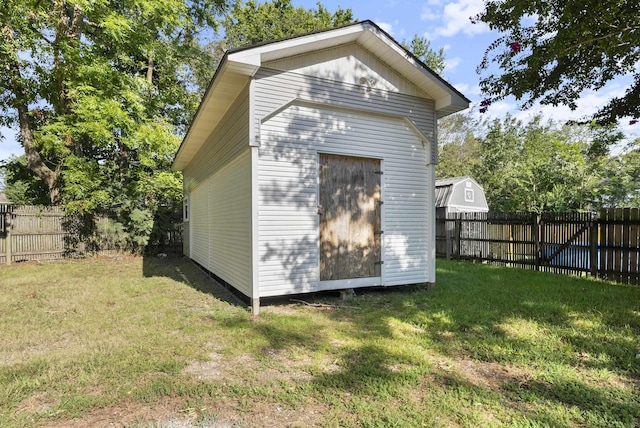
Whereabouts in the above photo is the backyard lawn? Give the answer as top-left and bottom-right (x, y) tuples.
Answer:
(0, 256), (639, 427)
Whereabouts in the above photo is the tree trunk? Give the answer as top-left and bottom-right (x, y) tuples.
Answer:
(3, 23), (61, 204)
(53, 1), (83, 156)
(147, 55), (154, 83)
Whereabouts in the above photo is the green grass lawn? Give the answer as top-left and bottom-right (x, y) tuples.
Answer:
(0, 257), (638, 427)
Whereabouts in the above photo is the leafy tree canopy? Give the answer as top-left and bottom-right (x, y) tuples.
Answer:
(1, 0), (225, 208)
(402, 35), (446, 76)
(475, 0), (640, 125)
(436, 112), (483, 178)
(436, 113), (629, 212)
(222, 0), (355, 49)
(602, 138), (640, 207)
(1, 0), (226, 251)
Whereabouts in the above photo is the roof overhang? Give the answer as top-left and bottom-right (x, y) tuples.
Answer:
(173, 20), (470, 171)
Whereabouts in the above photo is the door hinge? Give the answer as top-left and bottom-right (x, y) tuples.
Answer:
(377, 200), (384, 205)
(375, 261), (384, 265)
(374, 230), (384, 235)
(374, 170), (384, 175)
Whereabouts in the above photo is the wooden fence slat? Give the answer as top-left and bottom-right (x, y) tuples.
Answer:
(628, 208), (639, 285)
(1, 205), (183, 264)
(436, 208), (639, 286)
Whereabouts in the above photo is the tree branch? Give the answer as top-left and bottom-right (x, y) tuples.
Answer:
(562, 25), (640, 54)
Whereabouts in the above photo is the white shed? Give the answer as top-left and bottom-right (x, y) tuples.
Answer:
(173, 21), (469, 314)
(435, 176), (489, 215)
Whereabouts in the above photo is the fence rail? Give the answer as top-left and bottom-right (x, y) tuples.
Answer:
(3, 205), (639, 285)
(436, 208), (640, 285)
(0, 205), (183, 265)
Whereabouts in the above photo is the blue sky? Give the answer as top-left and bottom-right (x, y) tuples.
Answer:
(1, 0), (637, 163)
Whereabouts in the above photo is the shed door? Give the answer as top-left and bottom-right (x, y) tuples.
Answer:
(319, 154), (382, 280)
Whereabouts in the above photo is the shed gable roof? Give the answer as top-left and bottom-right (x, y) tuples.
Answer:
(435, 176), (486, 208)
(173, 20), (469, 171)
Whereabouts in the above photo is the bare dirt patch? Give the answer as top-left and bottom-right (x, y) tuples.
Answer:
(182, 350), (314, 385)
(41, 398), (181, 428)
(17, 392), (56, 415)
(428, 354), (530, 391)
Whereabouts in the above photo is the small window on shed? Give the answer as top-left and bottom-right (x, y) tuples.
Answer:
(183, 196), (189, 221)
(464, 188), (474, 203)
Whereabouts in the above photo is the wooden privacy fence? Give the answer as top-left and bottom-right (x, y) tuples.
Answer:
(0, 205), (183, 265)
(1, 205), (68, 264)
(436, 208), (640, 285)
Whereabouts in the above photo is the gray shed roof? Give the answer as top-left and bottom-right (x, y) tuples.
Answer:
(435, 176), (468, 207)
(435, 176), (488, 210)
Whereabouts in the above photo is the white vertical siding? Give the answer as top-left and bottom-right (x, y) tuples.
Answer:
(182, 85), (253, 297)
(425, 164), (437, 284)
(190, 181), (210, 268)
(207, 149), (253, 297)
(254, 66), (437, 297)
(259, 105), (430, 297)
(183, 86), (250, 192)
(182, 221), (190, 258)
(187, 149), (252, 297)
(258, 109), (319, 296)
(185, 52), (439, 299)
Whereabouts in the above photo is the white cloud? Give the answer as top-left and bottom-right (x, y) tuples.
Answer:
(466, 81), (638, 145)
(444, 56), (461, 72)
(456, 84), (482, 97)
(376, 21), (394, 35)
(431, 0), (489, 38)
(420, 5), (439, 21)
(482, 100), (513, 118)
(376, 19), (406, 38)
(511, 84), (628, 125)
(453, 82), (469, 94)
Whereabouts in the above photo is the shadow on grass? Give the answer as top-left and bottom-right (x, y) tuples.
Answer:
(308, 260), (639, 424)
(142, 255), (639, 425)
(141, 255), (246, 308)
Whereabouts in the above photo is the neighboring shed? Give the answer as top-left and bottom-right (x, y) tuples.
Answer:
(435, 176), (488, 216)
(435, 176), (489, 259)
(173, 21), (469, 314)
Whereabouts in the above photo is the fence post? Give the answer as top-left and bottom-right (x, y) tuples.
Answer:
(5, 212), (11, 266)
(445, 217), (452, 260)
(454, 217), (461, 260)
(589, 217), (599, 279)
(533, 213), (540, 271)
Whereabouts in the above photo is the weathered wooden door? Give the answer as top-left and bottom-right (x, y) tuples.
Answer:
(319, 154), (382, 280)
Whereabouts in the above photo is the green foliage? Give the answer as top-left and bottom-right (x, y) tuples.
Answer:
(1, 0), (225, 248)
(439, 113), (633, 211)
(0, 156), (50, 205)
(436, 112), (483, 178)
(128, 208), (155, 249)
(476, 0), (640, 124)
(222, 0), (355, 48)
(602, 139), (640, 207)
(402, 35), (446, 76)
(474, 116), (605, 212)
(96, 219), (129, 250)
